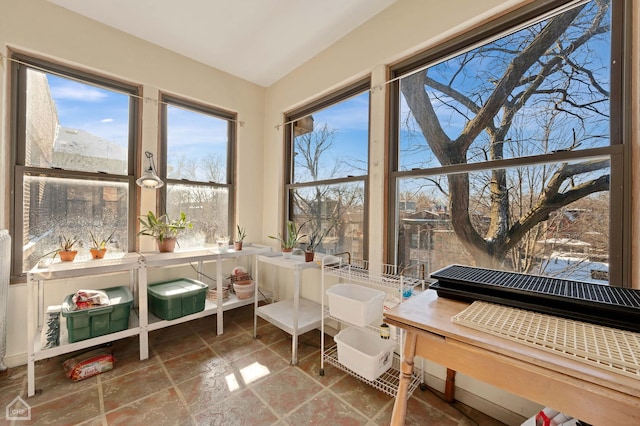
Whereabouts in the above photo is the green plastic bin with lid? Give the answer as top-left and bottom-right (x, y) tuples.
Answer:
(62, 286), (133, 343)
(148, 278), (208, 320)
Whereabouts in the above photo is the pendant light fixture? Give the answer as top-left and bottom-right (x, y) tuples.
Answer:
(136, 151), (164, 189)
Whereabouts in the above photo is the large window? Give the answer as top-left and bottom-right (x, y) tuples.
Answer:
(11, 54), (138, 277)
(390, 0), (628, 285)
(160, 95), (235, 247)
(285, 80), (370, 258)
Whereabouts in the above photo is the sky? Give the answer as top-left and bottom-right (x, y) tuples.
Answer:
(47, 73), (229, 181)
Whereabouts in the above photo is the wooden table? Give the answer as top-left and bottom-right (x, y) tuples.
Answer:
(384, 290), (640, 426)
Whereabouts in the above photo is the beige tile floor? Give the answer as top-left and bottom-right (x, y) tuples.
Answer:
(0, 305), (507, 425)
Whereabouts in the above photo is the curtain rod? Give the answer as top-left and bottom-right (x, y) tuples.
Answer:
(0, 53), (245, 127)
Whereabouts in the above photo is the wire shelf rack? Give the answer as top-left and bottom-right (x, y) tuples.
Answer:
(453, 300), (640, 379)
(323, 344), (421, 398)
(323, 257), (425, 290)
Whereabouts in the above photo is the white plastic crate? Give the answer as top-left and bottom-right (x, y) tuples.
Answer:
(326, 283), (386, 327)
(334, 327), (395, 381)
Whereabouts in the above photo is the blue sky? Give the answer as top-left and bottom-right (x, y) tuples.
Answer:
(48, 74), (130, 146)
(47, 73), (229, 179)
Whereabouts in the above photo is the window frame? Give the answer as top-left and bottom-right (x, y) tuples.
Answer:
(159, 93), (237, 240)
(387, 0), (630, 286)
(10, 52), (140, 280)
(284, 78), (371, 258)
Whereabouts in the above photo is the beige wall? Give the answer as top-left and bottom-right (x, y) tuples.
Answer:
(0, 0), (266, 365)
(1, 0), (637, 423)
(262, 0), (638, 421)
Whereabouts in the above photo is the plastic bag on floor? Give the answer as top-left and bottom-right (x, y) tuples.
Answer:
(63, 347), (115, 381)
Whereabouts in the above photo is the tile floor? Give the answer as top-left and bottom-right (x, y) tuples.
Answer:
(0, 305), (507, 425)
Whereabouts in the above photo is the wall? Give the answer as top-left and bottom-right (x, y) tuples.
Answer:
(0, 0), (266, 366)
(262, 0), (639, 423)
(1, 0), (637, 423)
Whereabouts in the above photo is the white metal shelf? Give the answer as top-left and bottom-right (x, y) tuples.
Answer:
(33, 310), (140, 361)
(254, 253), (322, 364)
(323, 258), (424, 291)
(320, 255), (424, 398)
(323, 344), (421, 398)
(147, 290), (271, 332)
(26, 244), (271, 397)
(26, 255), (143, 397)
(30, 253), (142, 280)
(256, 298), (323, 335)
(141, 244), (272, 336)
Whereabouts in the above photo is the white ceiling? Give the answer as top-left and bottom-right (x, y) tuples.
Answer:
(48, 0), (397, 87)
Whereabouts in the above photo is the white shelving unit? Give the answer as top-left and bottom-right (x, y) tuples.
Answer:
(253, 252), (323, 365)
(141, 244), (272, 339)
(26, 253), (143, 397)
(320, 255), (423, 398)
(26, 244), (271, 397)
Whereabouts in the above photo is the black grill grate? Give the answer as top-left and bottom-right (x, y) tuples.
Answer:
(430, 264), (640, 332)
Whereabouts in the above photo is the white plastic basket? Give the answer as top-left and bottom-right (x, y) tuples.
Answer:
(334, 327), (395, 381)
(233, 282), (255, 300)
(326, 283), (386, 327)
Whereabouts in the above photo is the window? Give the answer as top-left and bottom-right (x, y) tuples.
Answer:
(160, 95), (235, 247)
(11, 54), (138, 277)
(285, 80), (370, 258)
(389, 0), (627, 285)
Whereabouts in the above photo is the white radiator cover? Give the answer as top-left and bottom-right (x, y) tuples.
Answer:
(0, 229), (10, 372)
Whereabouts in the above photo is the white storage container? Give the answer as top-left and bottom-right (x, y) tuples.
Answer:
(326, 283), (386, 327)
(334, 327), (395, 381)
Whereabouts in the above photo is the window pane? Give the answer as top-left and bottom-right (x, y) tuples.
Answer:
(166, 184), (229, 247)
(291, 181), (365, 258)
(398, 0), (611, 171)
(293, 91), (369, 183)
(26, 70), (130, 174)
(397, 161), (610, 282)
(166, 105), (228, 182)
(23, 176), (128, 271)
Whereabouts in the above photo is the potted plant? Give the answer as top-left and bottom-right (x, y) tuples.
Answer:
(268, 220), (306, 258)
(44, 235), (79, 262)
(303, 229), (325, 262)
(138, 211), (192, 253)
(234, 225), (246, 251)
(89, 229), (115, 259)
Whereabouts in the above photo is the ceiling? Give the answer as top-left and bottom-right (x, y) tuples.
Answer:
(48, 0), (397, 87)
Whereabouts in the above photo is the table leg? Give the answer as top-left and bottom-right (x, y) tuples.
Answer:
(391, 331), (418, 426)
(445, 368), (457, 402)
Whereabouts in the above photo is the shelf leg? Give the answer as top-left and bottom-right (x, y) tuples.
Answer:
(216, 258), (224, 335)
(291, 268), (301, 365)
(27, 355), (35, 397)
(26, 274), (37, 397)
(138, 262), (149, 360)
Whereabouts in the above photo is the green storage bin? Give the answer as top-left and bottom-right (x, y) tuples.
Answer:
(148, 278), (208, 320)
(62, 286), (133, 343)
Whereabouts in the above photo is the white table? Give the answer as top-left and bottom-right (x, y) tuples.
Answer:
(253, 253), (322, 364)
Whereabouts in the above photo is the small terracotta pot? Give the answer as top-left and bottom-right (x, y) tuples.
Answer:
(234, 241), (243, 251)
(59, 250), (77, 262)
(304, 251), (314, 262)
(90, 248), (107, 259)
(157, 238), (177, 253)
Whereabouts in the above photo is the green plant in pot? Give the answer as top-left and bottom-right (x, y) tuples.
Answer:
(138, 211), (192, 253)
(268, 220), (306, 258)
(234, 225), (246, 251)
(303, 229), (326, 262)
(39, 235), (79, 263)
(89, 229), (115, 259)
